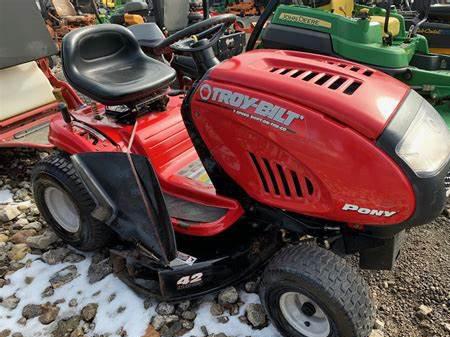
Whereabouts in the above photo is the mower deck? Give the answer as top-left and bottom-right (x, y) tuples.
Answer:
(110, 224), (282, 301)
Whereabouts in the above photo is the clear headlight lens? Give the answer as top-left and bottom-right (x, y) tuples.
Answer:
(396, 92), (450, 178)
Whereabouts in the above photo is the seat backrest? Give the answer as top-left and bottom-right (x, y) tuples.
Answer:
(370, 16), (401, 38)
(62, 24), (142, 87)
(321, 0), (354, 17)
(0, 62), (56, 121)
(128, 23), (165, 48)
(124, 1), (149, 13)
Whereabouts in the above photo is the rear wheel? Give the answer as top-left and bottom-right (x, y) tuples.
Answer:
(260, 244), (374, 337)
(32, 153), (115, 251)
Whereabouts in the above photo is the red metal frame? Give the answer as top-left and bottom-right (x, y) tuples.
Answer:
(49, 96), (244, 236)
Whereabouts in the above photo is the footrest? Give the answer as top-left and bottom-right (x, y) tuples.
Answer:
(164, 193), (227, 223)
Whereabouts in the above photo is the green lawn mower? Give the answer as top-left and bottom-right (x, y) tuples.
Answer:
(247, 0), (450, 126)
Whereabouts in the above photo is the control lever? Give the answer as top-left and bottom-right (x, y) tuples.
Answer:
(59, 103), (72, 124)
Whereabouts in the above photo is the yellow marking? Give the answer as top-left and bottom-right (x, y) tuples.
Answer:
(418, 28), (442, 35)
(429, 48), (450, 55)
(124, 14), (144, 26)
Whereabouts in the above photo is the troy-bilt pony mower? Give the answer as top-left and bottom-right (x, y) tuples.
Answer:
(31, 13), (450, 337)
(248, 0), (450, 127)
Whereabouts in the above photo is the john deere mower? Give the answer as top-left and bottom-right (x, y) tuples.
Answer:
(91, 0), (151, 26)
(247, 0), (450, 127)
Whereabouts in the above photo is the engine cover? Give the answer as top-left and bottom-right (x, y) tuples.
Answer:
(190, 50), (415, 226)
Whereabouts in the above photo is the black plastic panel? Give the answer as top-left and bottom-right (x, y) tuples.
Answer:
(72, 152), (177, 265)
(0, 0), (58, 69)
(261, 23), (335, 56)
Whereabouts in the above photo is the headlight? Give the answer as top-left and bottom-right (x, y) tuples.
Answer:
(395, 92), (450, 178)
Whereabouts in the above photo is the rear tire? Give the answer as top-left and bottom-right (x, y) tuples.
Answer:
(260, 244), (374, 337)
(32, 153), (115, 251)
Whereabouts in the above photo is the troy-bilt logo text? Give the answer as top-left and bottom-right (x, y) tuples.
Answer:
(342, 204), (397, 217)
(199, 84), (303, 127)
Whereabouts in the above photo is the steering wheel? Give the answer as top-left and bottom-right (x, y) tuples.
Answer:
(153, 14), (236, 55)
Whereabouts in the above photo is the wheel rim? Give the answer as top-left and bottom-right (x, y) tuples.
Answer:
(279, 291), (331, 337)
(44, 186), (81, 233)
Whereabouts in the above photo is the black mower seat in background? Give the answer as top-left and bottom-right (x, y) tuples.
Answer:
(128, 23), (165, 49)
(429, 5), (450, 20)
(62, 24), (176, 106)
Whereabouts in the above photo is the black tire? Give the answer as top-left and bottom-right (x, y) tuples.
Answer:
(32, 153), (115, 251)
(260, 244), (374, 337)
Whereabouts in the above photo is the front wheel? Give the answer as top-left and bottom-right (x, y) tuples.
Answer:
(260, 244), (374, 337)
(32, 153), (115, 251)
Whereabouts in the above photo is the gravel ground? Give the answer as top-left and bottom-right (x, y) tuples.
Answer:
(361, 218), (450, 337)
(0, 149), (449, 337)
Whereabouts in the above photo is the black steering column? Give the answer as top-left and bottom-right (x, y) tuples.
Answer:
(152, 14), (236, 76)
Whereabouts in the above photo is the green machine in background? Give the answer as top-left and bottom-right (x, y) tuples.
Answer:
(75, 0), (150, 25)
(247, 0), (450, 126)
(399, 0), (450, 55)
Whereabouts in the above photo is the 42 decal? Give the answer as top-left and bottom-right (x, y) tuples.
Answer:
(176, 273), (204, 289)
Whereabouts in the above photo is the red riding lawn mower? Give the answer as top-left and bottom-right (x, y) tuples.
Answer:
(7, 2), (450, 337)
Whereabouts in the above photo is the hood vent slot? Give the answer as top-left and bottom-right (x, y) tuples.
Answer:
(290, 170), (303, 197)
(263, 158), (281, 195)
(315, 74), (332, 85)
(344, 82), (362, 95)
(269, 66), (362, 95)
(302, 72), (318, 81)
(324, 60), (374, 77)
(305, 177), (314, 195)
(249, 152), (269, 193)
(329, 77), (346, 90)
(249, 152), (315, 199)
(277, 163), (291, 197)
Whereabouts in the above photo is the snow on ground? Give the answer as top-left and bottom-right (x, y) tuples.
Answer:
(0, 189), (13, 204)
(0, 254), (151, 337)
(0, 253), (281, 337)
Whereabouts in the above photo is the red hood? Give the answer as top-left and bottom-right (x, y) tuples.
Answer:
(207, 50), (410, 139)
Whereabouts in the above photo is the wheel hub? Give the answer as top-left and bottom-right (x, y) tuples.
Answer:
(279, 291), (331, 337)
(44, 186), (81, 233)
(301, 302), (317, 317)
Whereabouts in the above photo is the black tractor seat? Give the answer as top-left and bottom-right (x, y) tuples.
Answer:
(128, 23), (165, 49)
(62, 24), (176, 106)
(429, 5), (450, 20)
